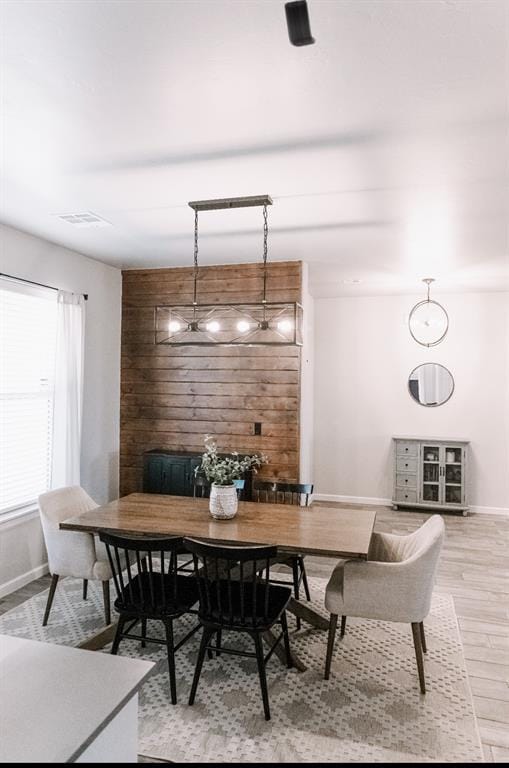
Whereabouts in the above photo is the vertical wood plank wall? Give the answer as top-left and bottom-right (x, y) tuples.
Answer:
(120, 261), (302, 495)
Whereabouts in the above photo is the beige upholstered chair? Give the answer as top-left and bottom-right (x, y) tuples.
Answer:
(324, 514), (445, 693)
(38, 486), (113, 626)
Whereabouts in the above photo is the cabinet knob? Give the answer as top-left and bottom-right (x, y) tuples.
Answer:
(405, 494), (408, 498)
(405, 448), (408, 452)
(405, 463), (408, 467)
(405, 479), (408, 483)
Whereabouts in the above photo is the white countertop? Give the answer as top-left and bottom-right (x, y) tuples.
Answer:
(0, 634), (154, 764)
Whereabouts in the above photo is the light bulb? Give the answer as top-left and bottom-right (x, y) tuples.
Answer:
(168, 321), (181, 333)
(206, 320), (220, 333)
(277, 319), (292, 332)
(237, 320), (250, 332)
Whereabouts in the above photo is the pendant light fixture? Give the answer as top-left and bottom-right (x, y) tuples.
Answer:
(155, 195), (303, 346)
(408, 278), (449, 347)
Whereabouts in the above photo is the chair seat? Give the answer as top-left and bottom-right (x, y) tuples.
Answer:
(198, 580), (292, 629)
(114, 572), (199, 617)
(270, 553), (302, 567)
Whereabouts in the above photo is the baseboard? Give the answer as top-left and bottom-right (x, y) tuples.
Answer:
(312, 494), (509, 517)
(0, 562), (49, 599)
(469, 505), (509, 517)
(313, 493), (391, 506)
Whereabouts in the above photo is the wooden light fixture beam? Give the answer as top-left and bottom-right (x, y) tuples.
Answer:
(188, 195), (273, 212)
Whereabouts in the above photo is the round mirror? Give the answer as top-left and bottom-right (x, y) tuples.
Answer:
(409, 299), (448, 347)
(408, 363), (454, 407)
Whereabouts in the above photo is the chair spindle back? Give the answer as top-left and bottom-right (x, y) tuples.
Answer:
(98, 532), (183, 613)
(183, 538), (278, 628)
(253, 481), (313, 506)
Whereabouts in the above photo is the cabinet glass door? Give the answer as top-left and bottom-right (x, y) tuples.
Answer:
(421, 445), (440, 502)
(443, 445), (463, 504)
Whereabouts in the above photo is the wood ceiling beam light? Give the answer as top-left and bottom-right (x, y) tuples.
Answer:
(188, 195), (273, 212)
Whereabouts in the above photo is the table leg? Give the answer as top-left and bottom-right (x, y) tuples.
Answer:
(288, 597), (330, 630)
(77, 622), (117, 651)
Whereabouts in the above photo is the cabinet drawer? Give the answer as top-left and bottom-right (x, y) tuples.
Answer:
(396, 457), (417, 473)
(396, 473), (417, 489)
(395, 489), (418, 504)
(395, 441), (418, 457)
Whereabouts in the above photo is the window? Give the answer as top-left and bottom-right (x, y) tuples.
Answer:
(0, 279), (57, 514)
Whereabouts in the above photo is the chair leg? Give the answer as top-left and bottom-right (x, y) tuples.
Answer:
(324, 613), (338, 680)
(281, 611), (293, 669)
(340, 615), (347, 638)
(216, 629), (222, 658)
(292, 560), (301, 630)
(82, 579), (88, 600)
(42, 574), (59, 626)
(163, 619), (177, 705)
(411, 622), (426, 694)
(419, 621), (427, 653)
(254, 633), (271, 721)
(141, 618), (147, 648)
(111, 616), (126, 655)
(102, 581), (111, 625)
(189, 628), (213, 706)
(300, 557), (311, 602)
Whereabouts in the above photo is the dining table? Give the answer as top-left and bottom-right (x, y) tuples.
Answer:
(60, 493), (377, 671)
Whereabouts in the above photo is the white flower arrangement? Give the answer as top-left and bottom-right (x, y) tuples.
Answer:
(197, 435), (267, 486)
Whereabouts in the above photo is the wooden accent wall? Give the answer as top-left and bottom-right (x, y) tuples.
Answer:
(120, 261), (302, 495)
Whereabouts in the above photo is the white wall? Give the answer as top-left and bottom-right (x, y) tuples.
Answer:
(313, 292), (509, 513)
(299, 262), (314, 484)
(0, 224), (122, 594)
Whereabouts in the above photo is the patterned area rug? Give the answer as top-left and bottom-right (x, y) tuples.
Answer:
(0, 577), (483, 763)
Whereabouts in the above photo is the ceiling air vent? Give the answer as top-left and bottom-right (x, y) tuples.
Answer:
(56, 211), (111, 228)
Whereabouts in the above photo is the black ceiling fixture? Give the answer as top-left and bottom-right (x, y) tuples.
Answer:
(285, 0), (315, 46)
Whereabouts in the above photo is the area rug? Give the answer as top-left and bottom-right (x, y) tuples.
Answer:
(0, 577), (483, 763)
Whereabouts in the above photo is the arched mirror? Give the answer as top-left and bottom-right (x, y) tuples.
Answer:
(409, 278), (448, 347)
(408, 363), (454, 407)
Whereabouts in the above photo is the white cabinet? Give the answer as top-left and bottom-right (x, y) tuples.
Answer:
(0, 635), (154, 764)
(392, 437), (469, 515)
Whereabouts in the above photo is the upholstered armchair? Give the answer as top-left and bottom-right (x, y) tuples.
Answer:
(38, 486), (113, 626)
(324, 514), (445, 693)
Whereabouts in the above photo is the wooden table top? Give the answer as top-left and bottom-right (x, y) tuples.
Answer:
(60, 493), (376, 560)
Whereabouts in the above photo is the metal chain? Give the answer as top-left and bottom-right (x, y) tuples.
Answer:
(262, 204), (268, 304)
(193, 209), (199, 306)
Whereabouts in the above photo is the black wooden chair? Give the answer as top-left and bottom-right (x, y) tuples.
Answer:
(183, 476), (245, 574)
(183, 537), (293, 721)
(193, 474), (210, 498)
(193, 475), (246, 500)
(253, 481), (314, 630)
(184, 474), (245, 572)
(99, 531), (200, 704)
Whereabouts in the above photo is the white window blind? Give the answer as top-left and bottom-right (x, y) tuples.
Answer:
(0, 279), (57, 514)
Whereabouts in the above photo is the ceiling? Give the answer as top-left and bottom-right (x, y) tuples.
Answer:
(1, 0), (508, 297)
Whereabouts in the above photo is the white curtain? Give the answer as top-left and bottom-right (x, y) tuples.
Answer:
(417, 364), (449, 405)
(51, 291), (85, 489)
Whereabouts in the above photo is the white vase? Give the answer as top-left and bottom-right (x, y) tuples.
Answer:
(209, 484), (238, 520)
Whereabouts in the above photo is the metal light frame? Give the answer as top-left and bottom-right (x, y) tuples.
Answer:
(408, 278), (449, 348)
(155, 195), (303, 346)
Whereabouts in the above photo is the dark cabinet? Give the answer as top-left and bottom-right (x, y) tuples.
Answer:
(143, 451), (201, 496)
(143, 449), (252, 498)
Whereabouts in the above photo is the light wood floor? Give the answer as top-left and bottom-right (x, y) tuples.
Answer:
(1, 504), (508, 763)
